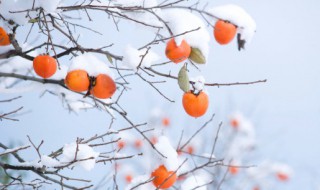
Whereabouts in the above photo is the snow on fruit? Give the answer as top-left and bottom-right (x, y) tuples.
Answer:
(165, 38), (191, 63)
(151, 165), (177, 189)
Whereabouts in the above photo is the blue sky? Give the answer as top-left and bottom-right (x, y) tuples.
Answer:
(1, 0), (320, 189)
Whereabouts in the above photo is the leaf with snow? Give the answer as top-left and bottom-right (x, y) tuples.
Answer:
(61, 142), (100, 171)
(209, 4), (256, 49)
(122, 45), (160, 71)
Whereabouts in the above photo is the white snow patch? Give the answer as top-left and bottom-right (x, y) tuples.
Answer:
(190, 76), (206, 91)
(122, 45), (160, 71)
(154, 136), (179, 172)
(125, 175), (154, 190)
(209, 4), (256, 45)
(201, 153), (216, 159)
(112, 0), (163, 28)
(40, 155), (61, 167)
(181, 175), (207, 190)
(271, 163), (294, 176)
(0, 0), (36, 25)
(61, 142), (99, 171)
(68, 53), (113, 78)
(38, 0), (62, 13)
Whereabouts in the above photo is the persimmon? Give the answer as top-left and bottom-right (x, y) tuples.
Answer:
(151, 165), (177, 189)
(182, 91), (209, 117)
(165, 38), (191, 63)
(65, 70), (90, 92)
(230, 118), (239, 129)
(33, 55), (57, 78)
(186, 145), (194, 154)
(0, 27), (10, 46)
(276, 172), (289, 181)
(90, 74), (116, 99)
(125, 174), (133, 183)
(228, 166), (239, 175)
(151, 136), (158, 145)
(162, 117), (170, 127)
(253, 186), (260, 190)
(134, 139), (143, 148)
(214, 20), (237, 45)
(117, 140), (125, 149)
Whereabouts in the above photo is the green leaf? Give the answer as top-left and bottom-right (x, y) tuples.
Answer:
(189, 47), (206, 64)
(28, 18), (39, 23)
(178, 64), (190, 92)
(107, 54), (113, 64)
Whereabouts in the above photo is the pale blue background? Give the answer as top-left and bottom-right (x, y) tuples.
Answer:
(1, 0), (320, 189)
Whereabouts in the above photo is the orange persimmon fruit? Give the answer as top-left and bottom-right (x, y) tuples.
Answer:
(0, 27), (10, 46)
(229, 166), (239, 175)
(117, 140), (126, 149)
(165, 38), (191, 63)
(125, 174), (133, 183)
(151, 165), (177, 189)
(182, 91), (209, 117)
(65, 70), (90, 92)
(186, 145), (194, 154)
(33, 55), (57, 78)
(214, 20), (237, 45)
(134, 139), (143, 148)
(162, 117), (170, 127)
(90, 74), (116, 99)
(277, 172), (289, 181)
(230, 118), (239, 129)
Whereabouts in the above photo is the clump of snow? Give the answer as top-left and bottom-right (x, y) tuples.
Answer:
(229, 112), (255, 136)
(18, 155), (61, 169)
(40, 155), (61, 167)
(38, 0), (62, 13)
(209, 4), (256, 45)
(124, 175), (154, 190)
(112, 0), (163, 28)
(0, 0), (36, 25)
(201, 153), (216, 159)
(68, 53), (113, 78)
(154, 136), (180, 172)
(122, 45), (160, 71)
(181, 175), (207, 190)
(225, 112), (256, 160)
(271, 163), (294, 176)
(61, 142), (100, 171)
(162, 9), (210, 60)
(190, 76), (206, 91)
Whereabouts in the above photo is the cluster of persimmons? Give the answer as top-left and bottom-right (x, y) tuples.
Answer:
(1, 19), (238, 188)
(165, 19), (237, 121)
